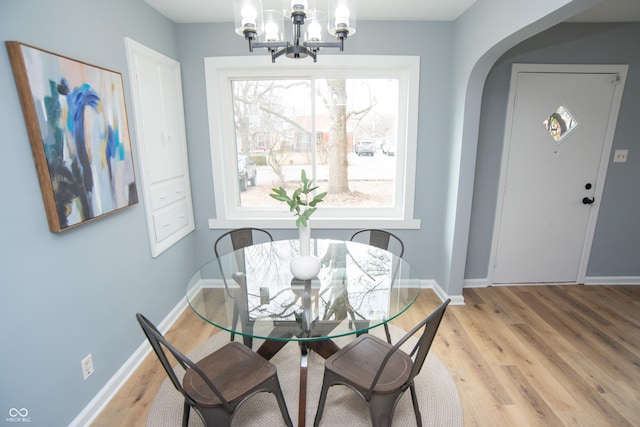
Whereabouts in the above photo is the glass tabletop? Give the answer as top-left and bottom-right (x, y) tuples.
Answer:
(186, 239), (420, 343)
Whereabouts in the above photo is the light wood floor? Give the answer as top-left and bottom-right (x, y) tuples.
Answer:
(93, 285), (640, 426)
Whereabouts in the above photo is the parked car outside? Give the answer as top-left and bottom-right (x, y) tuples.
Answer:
(238, 154), (257, 191)
(354, 141), (375, 156)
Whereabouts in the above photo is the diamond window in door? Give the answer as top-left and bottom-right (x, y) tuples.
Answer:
(543, 105), (578, 142)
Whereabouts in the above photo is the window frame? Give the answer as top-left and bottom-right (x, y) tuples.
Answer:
(205, 55), (421, 229)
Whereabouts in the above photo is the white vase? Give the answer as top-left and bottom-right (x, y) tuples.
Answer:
(298, 223), (311, 256)
(290, 255), (321, 280)
(291, 223), (319, 280)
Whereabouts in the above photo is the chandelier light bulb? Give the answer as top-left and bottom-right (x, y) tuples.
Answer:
(334, 4), (350, 27)
(265, 21), (280, 41)
(291, 1), (308, 12)
(241, 4), (258, 27)
(307, 21), (322, 41)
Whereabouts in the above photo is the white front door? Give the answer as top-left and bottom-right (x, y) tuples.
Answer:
(491, 64), (627, 284)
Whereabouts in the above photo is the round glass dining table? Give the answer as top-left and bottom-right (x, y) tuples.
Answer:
(185, 238), (421, 426)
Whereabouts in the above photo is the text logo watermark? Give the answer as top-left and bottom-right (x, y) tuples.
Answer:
(6, 408), (31, 423)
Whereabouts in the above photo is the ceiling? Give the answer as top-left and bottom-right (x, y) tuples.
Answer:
(144, 0), (640, 24)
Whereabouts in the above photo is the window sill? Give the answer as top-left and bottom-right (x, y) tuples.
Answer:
(208, 218), (421, 230)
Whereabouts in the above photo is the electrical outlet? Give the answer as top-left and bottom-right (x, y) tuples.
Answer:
(81, 354), (94, 380)
(613, 149), (628, 163)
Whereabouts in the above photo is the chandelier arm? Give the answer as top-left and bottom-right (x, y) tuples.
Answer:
(304, 41), (343, 50)
(250, 41), (290, 50)
(271, 47), (290, 63)
(292, 46), (316, 62)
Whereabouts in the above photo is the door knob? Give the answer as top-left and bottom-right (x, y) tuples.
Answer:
(582, 197), (595, 204)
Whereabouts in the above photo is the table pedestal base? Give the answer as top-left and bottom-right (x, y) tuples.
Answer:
(257, 336), (340, 427)
(254, 280), (368, 427)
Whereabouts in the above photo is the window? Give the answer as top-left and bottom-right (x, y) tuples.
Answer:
(543, 104), (578, 143)
(205, 56), (420, 229)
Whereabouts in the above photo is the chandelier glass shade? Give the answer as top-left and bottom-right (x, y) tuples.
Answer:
(233, 0), (357, 62)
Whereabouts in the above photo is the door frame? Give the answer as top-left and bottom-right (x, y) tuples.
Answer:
(488, 63), (628, 286)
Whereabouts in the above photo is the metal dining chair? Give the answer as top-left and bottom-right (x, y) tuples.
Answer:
(313, 299), (451, 427)
(136, 313), (293, 427)
(214, 227), (274, 259)
(350, 229), (405, 343)
(350, 229), (405, 258)
(214, 227), (273, 347)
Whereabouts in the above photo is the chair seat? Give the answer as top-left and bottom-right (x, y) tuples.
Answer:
(325, 334), (413, 394)
(315, 300), (450, 427)
(183, 342), (277, 406)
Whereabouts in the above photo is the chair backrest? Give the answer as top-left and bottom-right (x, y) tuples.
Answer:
(214, 228), (273, 297)
(136, 313), (230, 410)
(214, 227), (273, 258)
(350, 229), (404, 258)
(366, 299), (450, 398)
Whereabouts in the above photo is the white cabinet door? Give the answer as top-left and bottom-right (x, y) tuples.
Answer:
(135, 57), (187, 183)
(125, 38), (194, 257)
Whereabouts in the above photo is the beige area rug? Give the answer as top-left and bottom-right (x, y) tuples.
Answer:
(147, 325), (463, 426)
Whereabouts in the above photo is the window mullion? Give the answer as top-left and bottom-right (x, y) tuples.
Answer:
(310, 77), (318, 191)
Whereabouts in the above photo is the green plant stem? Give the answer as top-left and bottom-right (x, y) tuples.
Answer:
(269, 169), (327, 228)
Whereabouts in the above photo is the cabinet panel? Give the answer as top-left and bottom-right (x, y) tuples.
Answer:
(125, 38), (194, 257)
(135, 56), (186, 183)
(149, 178), (187, 211)
(152, 201), (191, 243)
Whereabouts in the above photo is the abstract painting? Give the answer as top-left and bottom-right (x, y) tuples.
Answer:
(7, 41), (137, 232)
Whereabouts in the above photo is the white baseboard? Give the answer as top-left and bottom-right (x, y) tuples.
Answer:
(427, 279), (465, 305)
(69, 298), (189, 427)
(463, 278), (490, 288)
(583, 276), (640, 285)
(463, 276), (640, 288)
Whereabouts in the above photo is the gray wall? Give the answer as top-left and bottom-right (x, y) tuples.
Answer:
(0, 1), (198, 425)
(176, 0), (589, 297)
(466, 22), (640, 279)
(174, 21), (454, 277)
(430, 0), (597, 296)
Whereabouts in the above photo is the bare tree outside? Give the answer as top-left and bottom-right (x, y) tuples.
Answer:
(230, 77), (399, 208)
(324, 79), (350, 193)
(320, 79), (380, 193)
(233, 80), (310, 185)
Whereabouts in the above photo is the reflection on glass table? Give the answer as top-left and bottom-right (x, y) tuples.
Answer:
(186, 239), (421, 427)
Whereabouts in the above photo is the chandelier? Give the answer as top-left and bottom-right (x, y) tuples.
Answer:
(233, 0), (357, 62)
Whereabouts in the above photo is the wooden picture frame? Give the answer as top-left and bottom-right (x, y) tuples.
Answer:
(6, 41), (138, 232)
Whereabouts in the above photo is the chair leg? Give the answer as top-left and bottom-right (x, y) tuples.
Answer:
(367, 392), (403, 427)
(236, 317), (254, 348)
(383, 323), (392, 344)
(313, 372), (333, 427)
(352, 319), (370, 337)
(230, 306), (239, 342)
(409, 383), (422, 427)
(181, 402), (190, 427)
(242, 335), (253, 348)
(198, 407), (233, 427)
(239, 311), (254, 348)
(269, 376), (294, 427)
